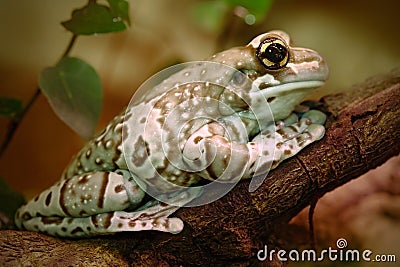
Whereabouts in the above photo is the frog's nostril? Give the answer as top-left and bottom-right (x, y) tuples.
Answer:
(267, 97), (276, 103)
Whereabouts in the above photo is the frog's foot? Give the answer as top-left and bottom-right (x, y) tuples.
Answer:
(274, 109), (326, 164)
(251, 109), (326, 171)
(277, 109), (326, 129)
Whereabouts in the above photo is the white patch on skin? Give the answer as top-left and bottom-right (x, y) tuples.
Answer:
(287, 61), (319, 75)
(249, 33), (269, 48)
(252, 73), (280, 90)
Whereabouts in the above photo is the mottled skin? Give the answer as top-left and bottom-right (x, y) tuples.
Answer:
(15, 31), (329, 237)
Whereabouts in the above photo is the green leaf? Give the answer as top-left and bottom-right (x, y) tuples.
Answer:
(192, 1), (229, 33)
(0, 97), (22, 118)
(0, 177), (25, 222)
(107, 0), (130, 26)
(224, 0), (274, 23)
(39, 57), (102, 139)
(62, 2), (127, 35)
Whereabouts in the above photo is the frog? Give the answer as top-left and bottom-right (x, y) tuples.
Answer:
(14, 30), (329, 238)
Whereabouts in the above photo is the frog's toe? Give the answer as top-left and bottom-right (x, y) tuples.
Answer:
(281, 113), (299, 126)
(110, 213), (184, 234)
(301, 110), (327, 125)
(304, 124), (325, 141)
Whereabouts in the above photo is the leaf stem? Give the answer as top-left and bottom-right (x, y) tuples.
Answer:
(0, 34), (79, 158)
(60, 34), (78, 61)
(0, 89), (40, 158)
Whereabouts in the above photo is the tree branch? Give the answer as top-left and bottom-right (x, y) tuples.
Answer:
(1, 68), (399, 266)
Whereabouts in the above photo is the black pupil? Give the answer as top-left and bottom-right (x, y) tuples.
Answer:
(265, 43), (287, 63)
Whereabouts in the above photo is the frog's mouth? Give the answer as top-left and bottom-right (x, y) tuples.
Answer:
(259, 80), (325, 96)
(247, 76), (327, 121)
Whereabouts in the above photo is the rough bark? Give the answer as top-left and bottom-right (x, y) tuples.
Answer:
(1, 68), (399, 266)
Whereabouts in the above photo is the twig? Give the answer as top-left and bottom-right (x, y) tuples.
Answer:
(0, 34), (78, 158)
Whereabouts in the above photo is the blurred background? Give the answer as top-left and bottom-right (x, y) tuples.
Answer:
(0, 0), (399, 264)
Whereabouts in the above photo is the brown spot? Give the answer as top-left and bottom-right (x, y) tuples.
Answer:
(41, 217), (63, 225)
(156, 117), (165, 125)
(91, 215), (99, 227)
(85, 149), (92, 159)
(131, 136), (149, 167)
(71, 227), (84, 235)
(45, 192), (52, 206)
(277, 129), (288, 139)
(87, 226), (91, 231)
(193, 136), (203, 144)
(284, 149), (291, 155)
(272, 160), (279, 168)
(103, 213), (113, 229)
(288, 125), (298, 133)
(67, 218), (74, 224)
(128, 220), (136, 228)
(112, 139), (123, 164)
(91, 213), (113, 229)
(79, 210), (88, 216)
(114, 184), (124, 193)
(95, 157), (104, 165)
(97, 173), (109, 209)
(117, 223), (123, 228)
(138, 213), (149, 219)
(267, 97), (276, 103)
(276, 142), (283, 149)
(61, 227), (67, 232)
(21, 212), (32, 221)
(141, 222), (147, 227)
(263, 150), (269, 156)
(258, 82), (269, 89)
(34, 195), (39, 202)
(77, 174), (91, 185)
(152, 218), (159, 227)
(140, 117), (146, 123)
(60, 180), (72, 216)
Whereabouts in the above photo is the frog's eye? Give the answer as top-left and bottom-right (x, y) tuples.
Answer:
(256, 38), (289, 70)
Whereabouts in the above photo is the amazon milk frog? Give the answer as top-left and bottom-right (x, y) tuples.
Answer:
(15, 30), (329, 237)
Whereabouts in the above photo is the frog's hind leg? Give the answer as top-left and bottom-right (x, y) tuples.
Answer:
(15, 170), (144, 237)
(19, 188), (200, 237)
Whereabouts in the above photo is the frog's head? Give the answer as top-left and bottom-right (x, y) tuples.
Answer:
(250, 30), (329, 120)
(212, 30), (329, 121)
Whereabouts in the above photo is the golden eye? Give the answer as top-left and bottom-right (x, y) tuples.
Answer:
(256, 37), (289, 70)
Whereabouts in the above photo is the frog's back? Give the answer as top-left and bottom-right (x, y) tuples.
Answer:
(61, 112), (128, 180)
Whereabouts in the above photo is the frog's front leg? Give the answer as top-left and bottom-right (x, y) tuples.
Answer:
(182, 110), (326, 182)
(264, 109), (327, 169)
(15, 170), (196, 237)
